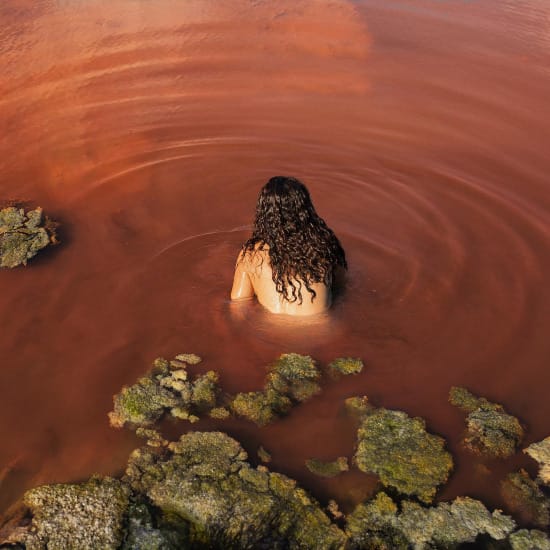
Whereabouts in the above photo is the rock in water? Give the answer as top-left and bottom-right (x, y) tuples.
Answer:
(352, 403), (453, 503)
(449, 386), (524, 458)
(305, 457), (349, 478)
(327, 357), (364, 377)
(230, 353), (321, 426)
(16, 477), (130, 550)
(0, 206), (55, 268)
(525, 437), (550, 485)
(509, 529), (550, 550)
(125, 431), (346, 549)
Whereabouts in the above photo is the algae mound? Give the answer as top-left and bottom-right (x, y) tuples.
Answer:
(509, 529), (550, 550)
(328, 357), (364, 377)
(125, 431), (346, 549)
(0, 206), (57, 268)
(501, 470), (550, 529)
(449, 386), (524, 458)
(109, 355), (222, 428)
(229, 353), (321, 426)
(525, 437), (550, 485)
(305, 457), (349, 478)
(352, 400), (453, 503)
(345, 492), (516, 549)
(15, 477), (130, 550)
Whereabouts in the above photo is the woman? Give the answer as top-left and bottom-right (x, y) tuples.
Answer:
(231, 176), (347, 315)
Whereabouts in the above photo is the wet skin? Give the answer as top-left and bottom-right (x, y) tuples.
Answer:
(230, 247), (332, 316)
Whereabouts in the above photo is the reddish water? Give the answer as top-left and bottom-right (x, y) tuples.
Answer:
(1, 0), (550, 522)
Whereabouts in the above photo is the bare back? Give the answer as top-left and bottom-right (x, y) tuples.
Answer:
(230, 248), (332, 316)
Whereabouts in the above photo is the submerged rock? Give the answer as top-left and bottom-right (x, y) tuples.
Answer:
(125, 431), (346, 549)
(501, 470), (550, 529)
(257, 445), (272, 463)
(525, 437), (550, 485)
(108, 354), (224, 428)
(14, 477), (130, 550)
(327, 357), (364, 377)
(352, 402), (453, 503)
(0, 206), (57, 268)
(449, 386), (524, 458)
(305, 457), (349, 478)
(229, 353), (321, 426)
(345, 492), (516, 550)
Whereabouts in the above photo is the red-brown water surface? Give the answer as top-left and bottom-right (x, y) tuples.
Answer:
(1, 0), (550, 522)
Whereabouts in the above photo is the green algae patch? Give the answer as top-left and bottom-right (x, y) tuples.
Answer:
(17, 477), (130, 550)
(109, 354), (225, 428)
(501, 470), (550, 529)
(509, 529), (550, 550)
(345, 492), (515, 549)
(525, 437), (550, 485)
(0, 206), (57, 268)
(124, 431), (346, 549)
(229, 353), (321, 426)
(305, 457), (349, 478)
(353, 404), (453, 503)
(449, 386), (524, 458)
(328, 357), (364, 377)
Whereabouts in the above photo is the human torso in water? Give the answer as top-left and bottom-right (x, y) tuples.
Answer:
(230, 247), (331, 316)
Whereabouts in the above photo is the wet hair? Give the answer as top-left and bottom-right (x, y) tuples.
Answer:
(242, 176), (347, 304)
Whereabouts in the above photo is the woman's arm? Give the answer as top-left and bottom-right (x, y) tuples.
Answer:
(230, 252), (254, 300)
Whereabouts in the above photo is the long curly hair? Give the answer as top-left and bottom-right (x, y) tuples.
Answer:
(242, 176), (347, 304)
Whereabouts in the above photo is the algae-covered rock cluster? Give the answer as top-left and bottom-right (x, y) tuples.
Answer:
(229, 353), (321, 426)
(0, 206), (58, 268)
(525, 437), (550, 485)
(109, 354), (223, 427)
(351, 397), (453, 503)
(449, 386), (524, 458)
(345, 492), (516, 549)
(328, 358), (364, 377)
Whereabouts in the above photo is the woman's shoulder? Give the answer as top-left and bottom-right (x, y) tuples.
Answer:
(236, 244), (269, 272)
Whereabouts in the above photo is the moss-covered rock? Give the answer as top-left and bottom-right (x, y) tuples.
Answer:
(124, 431), (346, 549)
(14, 477), (130, 550)
(449, 387), (524, 458)
(328, 358), (364, 377)
(345, 492), (516, 549)
(229, 353), (321, 426)
(525, 437), (550, 485)
(501, 470), (550, 528)
(305, 457), (349, 478)
(353, 403), (453, 503)
(508, 529), (550, 550)
(109, 354), (224, 428)
(0, 206), (57, 268)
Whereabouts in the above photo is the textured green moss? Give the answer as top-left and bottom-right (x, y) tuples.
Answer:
(449, 386), (524, 458)
(0, 207), (55, 268)
(18, 477), (130, 550)
(229, 353), (320, 426)
(509, 529), (550, 550)
(209, 406), (231, 419)
(354, 405), (453, 503)
(174, 354), (202, 365)
(501, 470), (549, 528)
(124, 431), (346, 549)
(346, 493), (515, 549)
(328, 357), (364, 376)
(305, 457), (349, 478)
(525, 437), (550, 485)
(109, 354), (222, 428)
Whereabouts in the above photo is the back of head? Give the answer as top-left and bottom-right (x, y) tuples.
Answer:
(243, 176), (347, 304)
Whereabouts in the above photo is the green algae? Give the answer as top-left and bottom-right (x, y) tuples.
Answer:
(109, 354), (225, 428)
(305, 457), (349, 478)
(124, 431), (346, 549)
(18, 477), (130, 550)
(229, 353), (321, 426)
(449, 386), (524, 458)
(525, 437), (550, 485)
(501, 470), (550, 529)
(0, 206), (56, 268)
(353, 403), (453, 503)
(346, 492), (516, 549)
(328, 357), (364, 377)
(509, 529), (550, 550)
